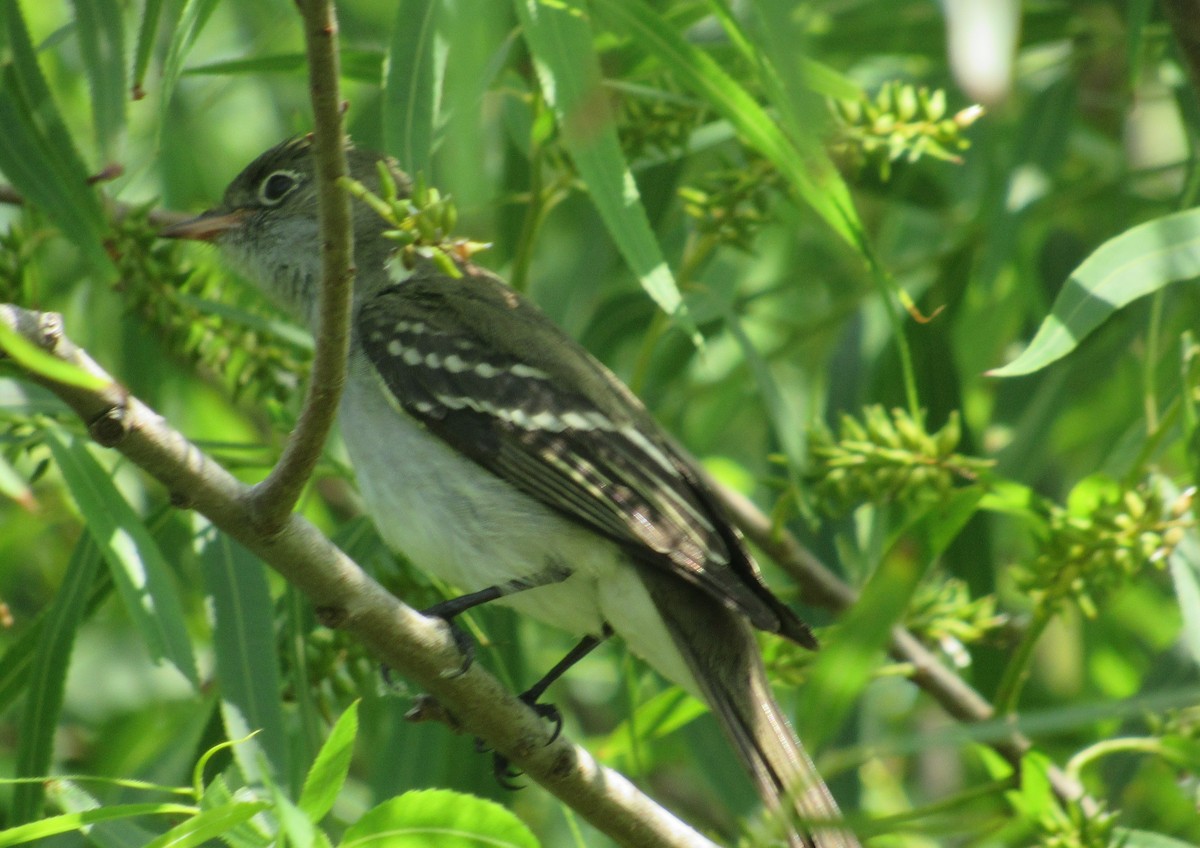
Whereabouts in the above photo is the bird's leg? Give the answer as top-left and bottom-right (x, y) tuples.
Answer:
(492, 627), (611, 789)
(420, 563), (573, 668)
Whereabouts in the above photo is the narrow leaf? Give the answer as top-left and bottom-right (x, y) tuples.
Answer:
(383, 1), (441, 177)
(70, 0), (127, 157)
(0, 3), (111, 270)
(515, 0), (695, 335)
(593, 0), (865, 253)
(141, 801), (271, 848)
(1169, 530), (1200, 667)
(795, 490), (979, 750)
(11, 537), (104, 825)
(0, 311), (111, 391)
(0, 803), (199, 847)
(181, 50), (384, 83)
(990, 208), (1200, 377)
(159, 0), (221, 117)
(46, 429), (199, 686)
(0, 561), (111, 715)
(298, 701), (359, 822)
(131, 0), (165, 99)
(199, 526), (288, 783)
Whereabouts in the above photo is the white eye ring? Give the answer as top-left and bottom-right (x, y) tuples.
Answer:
(259, 170), (300, 205)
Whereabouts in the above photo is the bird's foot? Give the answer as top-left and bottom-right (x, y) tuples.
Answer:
(480, 690), (564, 790)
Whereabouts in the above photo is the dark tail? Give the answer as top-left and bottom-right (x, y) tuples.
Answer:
(645, 574), (860, 848)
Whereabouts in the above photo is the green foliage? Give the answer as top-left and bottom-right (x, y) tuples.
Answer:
(109, 206), (312, 403)
(2, 0), (1200, 846)
(0, 702), (535, 847)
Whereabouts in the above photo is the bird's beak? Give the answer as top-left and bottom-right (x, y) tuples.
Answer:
(159, 209), (246, 242)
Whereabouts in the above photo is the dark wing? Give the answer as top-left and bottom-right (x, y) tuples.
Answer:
(356, 271), (814, 646)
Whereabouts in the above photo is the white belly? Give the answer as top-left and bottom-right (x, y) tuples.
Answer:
(339, 365), (697, 691)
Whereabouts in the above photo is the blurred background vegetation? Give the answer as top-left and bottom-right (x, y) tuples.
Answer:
(1, 0), (1199, 845)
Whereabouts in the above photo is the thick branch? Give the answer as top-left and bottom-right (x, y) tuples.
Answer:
(249, 0), (355, 530)
(0, 303), (717, 848)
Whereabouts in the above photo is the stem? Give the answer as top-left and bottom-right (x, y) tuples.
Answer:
(509, 94), (548, 294)
(1065, 736), (1178, 783)
(865, 243), (921, 418)
(249, 0), (353, 530)
(992, 603), (1055, 716)
(1144, 290), (1164, 432)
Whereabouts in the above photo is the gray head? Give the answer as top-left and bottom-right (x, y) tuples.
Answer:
(161, 136), (411, 328)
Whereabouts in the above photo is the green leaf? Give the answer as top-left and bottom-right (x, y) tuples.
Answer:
(598, 686), (706, 763)
(199, 775), (275, 848)
(181, 49), (385, 83)
(141, 801), (272, 848)
(702, 1), (860, 101)
(794, 491), (976, 750)
(11, 536), (104, 825)
(0, 2), (112, 271)
(989, 208), (1200, 377)
(199, 526), (288, 784)
(339, 789), (540, 848)
(383, 1), (442, 177)
(0, 556), (110, 716)
(727, 311), (807, 473)
(70, 0), (127, 157)
(159, 0), (221, 119)
(0, 452), (32, 505)
(46, 428), (199, 686)
(0, 311), (111, 391)
(514, 0), (696, 337)
(298, 700), (359, 823)
(593, 0), (865, 253)
(0, 802), (199, 847)
(1169, 530), (1200, 667)
(1116, 829), (1200, 848)
(45, 779), (164, 848)
(131, 0), (165, 99)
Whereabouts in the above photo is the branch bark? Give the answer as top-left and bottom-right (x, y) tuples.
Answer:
(0, 303), (718, 848)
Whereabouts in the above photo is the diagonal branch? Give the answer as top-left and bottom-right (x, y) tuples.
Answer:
(0, 302), (718, 848)
(248, 0), (354, 531)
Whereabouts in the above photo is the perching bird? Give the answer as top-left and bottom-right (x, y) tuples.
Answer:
(161, 135), (859, 848)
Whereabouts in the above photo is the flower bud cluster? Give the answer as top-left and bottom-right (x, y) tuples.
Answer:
(805, 406), (991, 516)
(830, 81), (983, 180)
(343, 165), (489, 279)
(1016, 482), (1193, 617)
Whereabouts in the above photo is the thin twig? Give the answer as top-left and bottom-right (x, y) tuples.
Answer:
(0, 182), (190, 229)
(248, 0), (354, 531)
(0, 302), (718, 848)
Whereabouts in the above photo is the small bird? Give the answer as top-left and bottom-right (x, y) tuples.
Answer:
(161, 135), (859, 848)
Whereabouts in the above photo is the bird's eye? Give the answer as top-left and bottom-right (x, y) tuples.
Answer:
(259, 170), (299, 205)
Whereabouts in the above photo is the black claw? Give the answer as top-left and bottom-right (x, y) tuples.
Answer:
(420, 605), (475, 676)
(493, 754), (525, 790)
(522, 696), (563, 743)
(445, 620), (475, 676)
